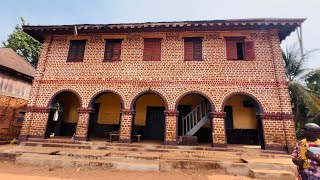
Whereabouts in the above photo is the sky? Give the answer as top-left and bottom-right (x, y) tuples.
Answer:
(0, 0), (319, 68)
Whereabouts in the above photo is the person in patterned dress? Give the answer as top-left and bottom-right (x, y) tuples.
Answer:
(292, 123), (320, 180)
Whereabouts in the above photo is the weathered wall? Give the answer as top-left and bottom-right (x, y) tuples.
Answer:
(20, 29), (295, 151)
(95, 93), (121, 124)
(0, 72), (32, 100)
(226, 95), (257, 129)
(0, 95), (26, 138)
(135, 94), (165, 126)
(58, 93), (79, 123)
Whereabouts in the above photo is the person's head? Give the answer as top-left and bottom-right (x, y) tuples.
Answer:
(301, 123), (320, 140)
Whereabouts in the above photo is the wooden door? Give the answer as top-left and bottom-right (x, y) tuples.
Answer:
(224, 106), (233, 143)
(145, 106), (165, 140)
(88, 103), (100, 139)
(257, 115), (265, 149)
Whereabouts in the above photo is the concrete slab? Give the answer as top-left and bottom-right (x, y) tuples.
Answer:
(244, 158), (297, 173)
(125, 152), (162, 160)
(16, 153), (160, 172)
(249, 169), (295, 180)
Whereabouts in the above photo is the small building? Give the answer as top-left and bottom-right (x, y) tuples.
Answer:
(0, 48), (35, 139)
(20, 18), (304, 153)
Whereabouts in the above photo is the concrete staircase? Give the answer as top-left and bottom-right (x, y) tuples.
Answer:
(16, 153), (160, 172)
(4, 139), (297, 179)
(245, 158), (296, 179)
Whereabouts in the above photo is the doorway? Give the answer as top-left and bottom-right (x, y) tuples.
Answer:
(145, 106), (165, 140)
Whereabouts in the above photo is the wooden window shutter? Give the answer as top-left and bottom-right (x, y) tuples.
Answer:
(76, 41), (86, 61)
(143, 40), (153, 61)
(244, 41), (255, 60)
(184, 37), (202, 61)
(193, 40), (202, 60)
(104, 41), (113, 60)
(67, 42), (78, 61)
(152, 40), (161, 61)
(67, 40), (86, 62)
(184, 41), (193, 61)
(104, 39), (122, 61)
(143, 38), (161, 61)
(112, 41), (122, 60)
(226, 40), (237, 60)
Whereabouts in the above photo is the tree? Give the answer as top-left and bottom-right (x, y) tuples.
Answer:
(282, 45), (317, 81)
(283, 44), (320, 137)
(304, 69), (320, 95)
(2, 17), (42, 67)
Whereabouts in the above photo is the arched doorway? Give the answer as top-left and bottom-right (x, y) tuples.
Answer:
(176, 93), (213, 145)
(45, 91), (80, 139)
(223, 94), (265, 149)
(131, 92), (167, 143)
(87, 92), (123, 140)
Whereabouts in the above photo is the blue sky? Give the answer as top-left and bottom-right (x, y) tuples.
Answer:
(0, 0), (319, 68)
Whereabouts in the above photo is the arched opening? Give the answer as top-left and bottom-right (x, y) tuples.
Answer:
(176, 93), (213, 145)
(131, 92), (167, 143)
(223, 94), (265, 149)
(87, 92), (123, 141)
(45, 91), (80, 139)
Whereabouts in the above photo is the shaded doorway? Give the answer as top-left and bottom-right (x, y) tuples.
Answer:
(176, 93), (212, 144)
(223, 94), (265, 148)
(87, 92), (122, 140)
(145, 107), (165, 140)
(131, 93), (166, 143)
(45, 91), (80, 138)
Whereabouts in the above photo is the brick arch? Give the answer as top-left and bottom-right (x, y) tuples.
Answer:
(47, 89), (83, 108)
(220, 91), (265, 113)
(174, 91), (215, 111)
(130, 90), (169, 110)
(87, 90), (125, 108)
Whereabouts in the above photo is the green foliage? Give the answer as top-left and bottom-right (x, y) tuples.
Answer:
(283, 44), (320, 136)
(289, 82), (320, 122)
(304, 69), (320, 95)
(282, 45), (317, 81)
(2, 17), (42, 67)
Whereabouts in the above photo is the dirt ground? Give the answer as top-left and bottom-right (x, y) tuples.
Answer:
(0, 160), (251, 180)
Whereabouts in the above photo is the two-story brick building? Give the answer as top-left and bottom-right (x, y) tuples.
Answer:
(19, 18), (305, 153)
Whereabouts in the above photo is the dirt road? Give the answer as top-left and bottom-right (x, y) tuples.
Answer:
(0, 160), (251, 180)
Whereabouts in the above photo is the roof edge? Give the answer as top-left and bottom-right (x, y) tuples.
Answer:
(22, 18), (307, 29)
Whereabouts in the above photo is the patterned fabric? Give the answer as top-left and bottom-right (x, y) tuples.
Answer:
(292, 139), (320, 180)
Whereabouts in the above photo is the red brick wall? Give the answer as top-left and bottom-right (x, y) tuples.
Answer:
(20, 29), (295, 151)
(0, 95), (26, 138)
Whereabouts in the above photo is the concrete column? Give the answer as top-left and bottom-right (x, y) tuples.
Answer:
(164, 110), (178, 145)
(119, 109), (134, 143)
(75, 108), (93, 141)
(212, 112), (227, 148)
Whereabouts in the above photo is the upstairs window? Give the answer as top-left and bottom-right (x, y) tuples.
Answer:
(104, 39), (122, 61)
(67, 40), (86, 62)
(184, 37), (203, 61)
(143, 38), (161, 61)
(225, 37), (255, 61)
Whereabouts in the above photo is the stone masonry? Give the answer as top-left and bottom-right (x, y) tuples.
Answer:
(19, 19), (304, 152)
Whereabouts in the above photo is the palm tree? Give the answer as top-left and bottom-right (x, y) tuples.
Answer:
(304, 69), (320, 95)
(282, 45), (320, 135)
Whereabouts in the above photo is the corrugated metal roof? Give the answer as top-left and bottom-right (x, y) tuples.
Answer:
(23, 18), (306, 42)
(0, 48), (36, 78)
